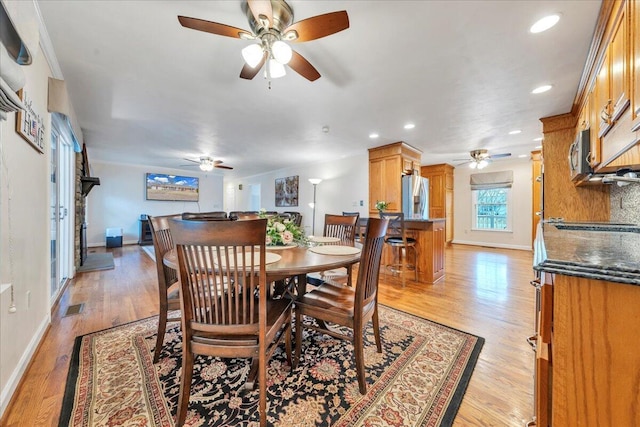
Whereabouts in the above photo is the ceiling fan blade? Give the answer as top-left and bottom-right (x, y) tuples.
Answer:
(288, 50), (320, 81)
(240, 52), (268, 79)
(179, 164), (199, 167)
(284, 11), (349, 43)
(215, 164), (233, 170)
(453, 158), (470, 161)
(490, 153), (512, 159)
(178, 15), (253, 39)
(247, 0), (273, 29)
(182, 158), (199, 164)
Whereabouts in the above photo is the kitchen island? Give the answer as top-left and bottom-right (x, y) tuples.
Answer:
(361, 217), (445, 284)
(531, 222), (640, 426)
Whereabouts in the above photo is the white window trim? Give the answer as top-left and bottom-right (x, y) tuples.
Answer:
(471, 187), (513, 232)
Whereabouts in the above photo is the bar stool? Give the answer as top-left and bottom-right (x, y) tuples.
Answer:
(379, 212), (418, 285)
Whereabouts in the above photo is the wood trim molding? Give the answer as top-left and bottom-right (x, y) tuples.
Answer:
(540, 113), (576, 134)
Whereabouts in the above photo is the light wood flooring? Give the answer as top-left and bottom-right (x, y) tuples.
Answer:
(1, 243), (535, 426)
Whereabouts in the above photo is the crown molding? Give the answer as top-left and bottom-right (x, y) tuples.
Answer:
(33, 0), (63, 79)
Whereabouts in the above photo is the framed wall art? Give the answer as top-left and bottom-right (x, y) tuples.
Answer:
(146, 173), (199, 202)
(275, 175), (299, 207)
(15, 88), (45, 153)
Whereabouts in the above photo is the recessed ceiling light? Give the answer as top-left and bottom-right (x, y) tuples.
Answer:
(509, 130), (522, 135)
(369, 133), (379, 139)
(530, 14), (560, 34)
(535, 145), (543, 149)
(532, 85), (553, 94)
(533, 137), (543, 141)
(404, 123), (415, 130)
(518, 154), (528, 158)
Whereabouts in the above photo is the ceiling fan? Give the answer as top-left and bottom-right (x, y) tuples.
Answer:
(181, 157), (234, 171)
(454, 149), (511, 169)
(178, 0), (349, 82)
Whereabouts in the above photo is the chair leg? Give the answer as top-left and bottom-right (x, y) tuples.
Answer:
(294, 311), (303, 368)
(372, 306), (382, 353)
(176, 348), (194, 426)
(353, 321), (367, 394)
(285, 319), (292, 367)
(154, 310), (168, 363)
(259, 349), (267, 427)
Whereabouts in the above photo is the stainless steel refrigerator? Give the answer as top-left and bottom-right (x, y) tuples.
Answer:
(402, 174), (429, 219)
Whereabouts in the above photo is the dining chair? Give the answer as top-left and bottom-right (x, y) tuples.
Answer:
(342, 211), (362, 241)
(307, 214), (359, 287)
(169, 218), (292, 427)
(147, 214), (182, 363)
(293, 217), (389, 394)
(379, 212), (418, 285)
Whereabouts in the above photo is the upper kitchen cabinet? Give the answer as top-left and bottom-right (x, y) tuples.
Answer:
(369, 142), (422, 216)
(420, 163), (454, 243)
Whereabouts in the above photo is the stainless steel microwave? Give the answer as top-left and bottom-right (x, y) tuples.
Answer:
(569, 129), (591, 181)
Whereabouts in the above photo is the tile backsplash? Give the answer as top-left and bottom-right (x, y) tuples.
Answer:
(610, 184), (640, 224)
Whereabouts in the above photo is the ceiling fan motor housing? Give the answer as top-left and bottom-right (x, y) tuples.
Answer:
(243, 0), (293, 34)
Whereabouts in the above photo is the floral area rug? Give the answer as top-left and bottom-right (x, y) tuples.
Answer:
(59, 305), (484, 427)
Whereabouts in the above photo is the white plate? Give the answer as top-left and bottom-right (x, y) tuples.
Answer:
(265, 243), (297, 250)
(308, 245), (361, 256)
(308, 236), (341, 243)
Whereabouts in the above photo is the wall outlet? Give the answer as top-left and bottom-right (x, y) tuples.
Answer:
(26, 290), (31, 309)
(360, 200), (364, 206)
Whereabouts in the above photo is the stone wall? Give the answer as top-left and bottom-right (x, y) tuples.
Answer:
(610, 184), (640, 224)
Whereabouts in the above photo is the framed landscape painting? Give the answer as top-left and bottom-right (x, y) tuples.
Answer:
(146, 173), (199, 202)
(275, 175), (299, 207)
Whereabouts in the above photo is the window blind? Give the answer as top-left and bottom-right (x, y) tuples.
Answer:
(470, 170), (513, 190)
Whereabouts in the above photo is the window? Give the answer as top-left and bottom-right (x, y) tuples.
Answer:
(473, 188), (511, 230)
(470, 170), (514, 232)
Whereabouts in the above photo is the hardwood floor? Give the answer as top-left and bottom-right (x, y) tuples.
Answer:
(1, 243), (535, 426)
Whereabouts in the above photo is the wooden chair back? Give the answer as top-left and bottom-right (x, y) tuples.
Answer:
(354, 218), (389, 312)
(324, 214), (358, 244)
(170, 218), (268, 340)
(148, 214), (181, 293)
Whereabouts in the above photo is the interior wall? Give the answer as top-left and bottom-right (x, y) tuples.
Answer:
(452, 158), (533, 250)
(0, 45), (51, 415)
(86, 162), (225, 246)
(610, 184), (640, 224)
(224, 152), (369, 236)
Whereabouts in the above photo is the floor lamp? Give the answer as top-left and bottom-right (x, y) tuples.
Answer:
(308, 178), (322, 236)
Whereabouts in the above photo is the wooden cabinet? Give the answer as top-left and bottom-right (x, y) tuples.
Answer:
(595, 48), (613, 139)
(610, 5), (629, 122)
(632, 0), (640, 128)
(420, 164), (454, 243)
(531, 151), (542, 244)
(533, 272), (640, 426)
(369, 142), (422, 216)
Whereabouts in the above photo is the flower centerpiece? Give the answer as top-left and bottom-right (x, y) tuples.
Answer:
(375, 200), (389, 213)
(259, 209), (306, 246)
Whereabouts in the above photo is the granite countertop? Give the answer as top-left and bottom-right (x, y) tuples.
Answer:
(534, 222), (640, 285)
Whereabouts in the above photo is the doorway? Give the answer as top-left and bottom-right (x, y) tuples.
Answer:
(50, 114), (74, 305)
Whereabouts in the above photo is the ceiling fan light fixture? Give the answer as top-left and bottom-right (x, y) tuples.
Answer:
(272, 40), (292, 64)
(266, 58), (286, 78)
(199, 157), (215, 172)
(469, 162), (477, 169)
(477, 159), (489, 169)
(242, 43), (264, 68)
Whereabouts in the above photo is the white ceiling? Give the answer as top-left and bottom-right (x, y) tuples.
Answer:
(37, 0), (602, 178)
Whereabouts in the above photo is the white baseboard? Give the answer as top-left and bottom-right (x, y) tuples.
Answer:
(0, 314), (50, 418)
(451, 239), (532, 251)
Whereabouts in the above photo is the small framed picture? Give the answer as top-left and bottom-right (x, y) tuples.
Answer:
(15, 89), (45, 153)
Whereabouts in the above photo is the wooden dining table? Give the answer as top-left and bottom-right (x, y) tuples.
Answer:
(163, 243), (362, 297)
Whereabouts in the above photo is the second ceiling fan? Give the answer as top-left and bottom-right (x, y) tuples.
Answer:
(178, 0), (349, 81)
(454, 149), (511, 169)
